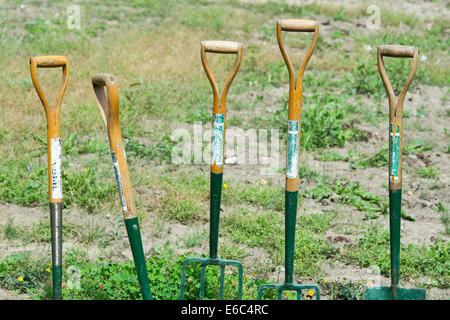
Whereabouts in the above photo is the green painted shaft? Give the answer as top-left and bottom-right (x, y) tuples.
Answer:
(52, 265), (62, 300)
(125, 217), (153, 300)
(389, 189), (402, 288)
(285, 190), (298, 284)
(210, 172), (223, 259)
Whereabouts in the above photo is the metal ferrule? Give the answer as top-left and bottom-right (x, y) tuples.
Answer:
(50, 202), (63, 266)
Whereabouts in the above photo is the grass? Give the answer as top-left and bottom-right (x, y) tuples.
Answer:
(0, 247), (271, 300)
(341, 223), (449, 288)
(0, 0), (448, 300)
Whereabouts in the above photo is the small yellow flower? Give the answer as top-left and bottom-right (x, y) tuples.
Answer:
(18, 277), (23, 282)
(46, 268), (51, 273)
(308, 290), (314, 297)
(367, 280), (373, 286)
(83, 168), (88, 172)
(223, 184), (228, 189)
(324, 279), (328, 284)
(252, 273), (256, 276)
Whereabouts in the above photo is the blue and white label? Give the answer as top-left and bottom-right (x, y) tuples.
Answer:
(50, 138), (62, 200)
(390, 123), (400, 182)
(111, 151), (127, 213)
(211, 113), (224, 167)
(286, 120), (299, 178)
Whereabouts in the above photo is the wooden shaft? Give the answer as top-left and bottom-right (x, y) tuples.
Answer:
(200, 41), (242, 174)
(276, 20), (319, 192)
(91, 73), (137, 219)
(279, 19), (318, 32)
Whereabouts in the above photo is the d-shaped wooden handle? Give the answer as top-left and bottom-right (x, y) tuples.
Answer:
(91, 73), (137, 220)
(29, 55), (69, 202)
(279, 19), (318, 32)
(201, 41), (241, 54)
(201, 40), (243, 174)
(378, 45), (417, 58)
(377, 45), (419, 190)
(276, 20), (319, 192)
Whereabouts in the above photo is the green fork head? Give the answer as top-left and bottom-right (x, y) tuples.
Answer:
(258, 283), (320, 300)
(180, 257), (243, 300)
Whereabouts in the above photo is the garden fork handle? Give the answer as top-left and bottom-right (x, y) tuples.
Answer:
(377, 45), (419, 293)
(277, 19), (318, 192)
(91, 73), (152, 300)
(30, 55), (69, 202)
(92, 73), (137, 219)
(201, 40), (242, 258)
(277, 20), (318, 284)
(377, 45), (419, 190)
(30, 55), (69, 300)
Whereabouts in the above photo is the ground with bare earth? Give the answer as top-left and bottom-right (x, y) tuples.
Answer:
(0, 0), (448, 300)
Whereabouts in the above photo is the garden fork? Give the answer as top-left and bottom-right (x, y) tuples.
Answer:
(30, 56), (69, 300)
(364, 45), (425, 300)
(257, 19), (320, 300)
(180, 41), (243, 300)
(92, 73), (152, 300)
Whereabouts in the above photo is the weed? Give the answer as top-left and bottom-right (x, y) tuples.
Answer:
(327, 281), (363, 300)
(0, 252), (50, 294)
(318, 150), (348, 162)
(435, 203), (450, 235)
(418, 166), (439, 179)
(125, 135), (178, 163)
(2, 218), (22, 241)
(182, 228), (208, 248)
(63, 166), (117, 214)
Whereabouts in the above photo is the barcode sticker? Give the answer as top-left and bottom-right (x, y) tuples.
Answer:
(286, 120), (299, 178)
(211, 113), (224, 167)
(390, 123), (400, 182)
(50, 138), (62, 200)
(111, 151), (127, 213)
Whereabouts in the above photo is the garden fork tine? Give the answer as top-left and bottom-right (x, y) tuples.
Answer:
(364, 45), (425, 300)
(92, 73), (152, 300)
(258, 19), (320, 300)
(180, 41), (243, 300)
(30, 55), (69, 300)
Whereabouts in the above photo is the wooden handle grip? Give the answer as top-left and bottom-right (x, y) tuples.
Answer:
(279, 19), (318, 32)
(92, 73), (116, 86)
(30, 55), (68, 68)
(201, 40), (241, 54)
(378, 45), (417, 58)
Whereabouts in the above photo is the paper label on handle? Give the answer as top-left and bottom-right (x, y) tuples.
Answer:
(50, 138), (62, 200)
(390, 123), (400, 182)
(287, 120), (299, 178)
(211, 113), (224, 167)
(111, 151), (127, 213)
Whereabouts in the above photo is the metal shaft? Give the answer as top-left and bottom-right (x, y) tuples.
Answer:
(124, 217), (153, 300)
(49, 202), (63, 300)
(389, 189), (402, 291)
(209, 172), (223, 259)
(285, 190), (298, 284)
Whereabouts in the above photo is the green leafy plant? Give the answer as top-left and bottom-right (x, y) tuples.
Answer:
(418, 166), (439, 179)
